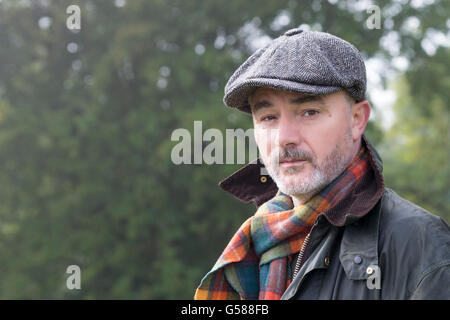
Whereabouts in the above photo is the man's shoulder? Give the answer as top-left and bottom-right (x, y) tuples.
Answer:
(379, 190), (449, 264)
(379, 187), (449, 261)
(381, 188), (450, 230)
(377, 188), (450, 298)
(379, 187), (449, 240)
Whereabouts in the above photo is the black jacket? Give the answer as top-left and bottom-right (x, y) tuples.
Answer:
(219, 136), (450, 299)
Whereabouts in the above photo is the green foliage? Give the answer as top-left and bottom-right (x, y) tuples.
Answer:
(0, 0), (447, 299)
(381, 66), (450, 222)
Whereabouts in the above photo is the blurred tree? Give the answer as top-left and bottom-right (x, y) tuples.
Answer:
(381, 47), (450, 222)
(0, 0), (447, 299)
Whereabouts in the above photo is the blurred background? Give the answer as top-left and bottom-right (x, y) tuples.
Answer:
(0, 0), (448, 299)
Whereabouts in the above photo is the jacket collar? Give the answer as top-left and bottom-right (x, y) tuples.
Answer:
(219, 134), (385, 227)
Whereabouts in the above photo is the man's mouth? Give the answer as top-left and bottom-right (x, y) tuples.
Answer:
(279, 159), (307, 167)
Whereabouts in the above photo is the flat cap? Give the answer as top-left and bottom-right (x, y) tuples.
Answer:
(223, 29), (367, 113)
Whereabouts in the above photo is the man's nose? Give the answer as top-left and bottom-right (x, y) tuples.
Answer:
(277, 115), (302, 148)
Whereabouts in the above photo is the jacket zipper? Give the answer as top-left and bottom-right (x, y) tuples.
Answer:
(293, 232), (311, 279)
(292, 218), (320, 279)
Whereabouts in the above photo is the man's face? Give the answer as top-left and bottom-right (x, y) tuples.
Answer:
(250, 87), (359, 201)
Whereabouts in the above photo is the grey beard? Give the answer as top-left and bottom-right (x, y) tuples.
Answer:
(264, 141), (353, 203)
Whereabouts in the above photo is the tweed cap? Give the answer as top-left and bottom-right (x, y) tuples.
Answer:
(223, 28), (367, 113)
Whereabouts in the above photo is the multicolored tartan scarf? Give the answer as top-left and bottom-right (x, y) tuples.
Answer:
(195, 145), (369, 300)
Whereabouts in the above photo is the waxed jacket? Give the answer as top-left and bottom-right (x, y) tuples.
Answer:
(219, 135), (450, 299)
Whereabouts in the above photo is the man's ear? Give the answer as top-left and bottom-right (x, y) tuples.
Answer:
(351, 101), (371, 141)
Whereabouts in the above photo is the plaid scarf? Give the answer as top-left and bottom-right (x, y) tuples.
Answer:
(195, 146), (369, 300)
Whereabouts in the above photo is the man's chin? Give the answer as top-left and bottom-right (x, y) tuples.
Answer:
(275, 174), (309, 191)
(278, 167), (310, 180)
(274, 171), (325, 197)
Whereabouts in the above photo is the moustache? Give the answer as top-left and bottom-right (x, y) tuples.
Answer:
(271, 147), (315, 164)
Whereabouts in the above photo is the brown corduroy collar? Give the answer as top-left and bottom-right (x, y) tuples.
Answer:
(218, 135), (385, 227)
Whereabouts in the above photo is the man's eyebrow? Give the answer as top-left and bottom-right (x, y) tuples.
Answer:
(290, 95), (325, 105)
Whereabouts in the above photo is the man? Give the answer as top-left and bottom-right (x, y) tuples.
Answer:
(195, 29), (450, 299)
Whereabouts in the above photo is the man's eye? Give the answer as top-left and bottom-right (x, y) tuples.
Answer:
(261, 115), (276, 122)
(304, 110), (319, 117)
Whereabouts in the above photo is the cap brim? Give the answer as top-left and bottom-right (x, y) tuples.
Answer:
(223, 78), (342, 113)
